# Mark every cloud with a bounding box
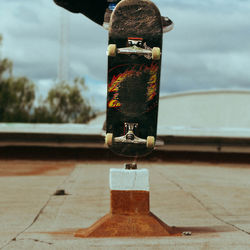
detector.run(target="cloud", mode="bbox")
[159,0,250,94]
[0,0,250,111]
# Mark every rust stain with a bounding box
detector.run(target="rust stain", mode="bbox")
[74,190,180,238]
[75,212,180,238]
[174,225,235,235]
[0,160,75,176]
[45,224,234,239]
[31,229,77,240]
[111,190,149,215]
[48,230,76,235]
[44,229,77,237]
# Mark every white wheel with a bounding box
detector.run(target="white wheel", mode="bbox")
[146,136,155,149]
[107,44,117,57]
[152,47,161,60]
[105,133,113,146]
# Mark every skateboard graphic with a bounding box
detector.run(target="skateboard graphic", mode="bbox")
[105,0,167,157]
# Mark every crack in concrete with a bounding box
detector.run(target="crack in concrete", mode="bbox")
[0,164,77,250]
[157,169,250,236]
[188,192,250,236]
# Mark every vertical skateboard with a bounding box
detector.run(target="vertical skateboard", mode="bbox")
[105,0,163,157]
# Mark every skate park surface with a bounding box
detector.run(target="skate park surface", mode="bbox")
[0,152,249,250]
[1,91,250,249]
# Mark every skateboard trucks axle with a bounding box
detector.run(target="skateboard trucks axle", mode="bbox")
[115,123,145,144]
[105,123,155,148]
[107,44,161,60]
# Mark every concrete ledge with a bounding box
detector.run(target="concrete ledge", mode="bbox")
[110,168,149,191]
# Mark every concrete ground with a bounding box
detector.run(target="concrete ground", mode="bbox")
[0,160,250,250]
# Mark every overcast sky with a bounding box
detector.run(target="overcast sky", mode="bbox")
[0,0,250,110]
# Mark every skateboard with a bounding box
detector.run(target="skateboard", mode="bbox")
[105,0,163,157]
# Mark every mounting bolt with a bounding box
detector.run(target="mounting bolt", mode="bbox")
[182,231,192,236]
[126,133,135,140]
[125,163,137,170]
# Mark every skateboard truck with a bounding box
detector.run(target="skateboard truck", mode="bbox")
[105,123,155,149]
[107,37,161,60]
[125,122,137,140]
[107,43,161,60]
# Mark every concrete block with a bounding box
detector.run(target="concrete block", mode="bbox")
[109,168,149,191]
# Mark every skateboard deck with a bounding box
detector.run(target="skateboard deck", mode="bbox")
[105,0,163,157]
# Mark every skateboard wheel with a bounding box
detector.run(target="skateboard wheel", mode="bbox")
[146,136,155,149]
[152,47,161,60]
[107,44,117,57]
[105,133,113,146]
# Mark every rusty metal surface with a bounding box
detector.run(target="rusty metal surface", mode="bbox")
[75,212,179,238]
[111,190,149,215]
[75,189,180,237]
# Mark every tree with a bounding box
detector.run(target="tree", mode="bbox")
[31,78,96,123]
[0,35,95,123]
[0,36,13,79]
[0,35,35,122]
[44,78,96,123]
[0,76,35,122]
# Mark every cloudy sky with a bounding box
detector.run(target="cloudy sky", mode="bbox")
[0,0,250,111]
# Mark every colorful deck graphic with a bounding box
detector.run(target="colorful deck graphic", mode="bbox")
[108,62,159,111]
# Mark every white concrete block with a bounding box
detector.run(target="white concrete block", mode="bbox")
[110,168,149,191]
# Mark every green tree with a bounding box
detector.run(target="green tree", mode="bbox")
[0,77,35,122]
[43,78,96,123]
[0,35,95,123]
[0,35,35,122]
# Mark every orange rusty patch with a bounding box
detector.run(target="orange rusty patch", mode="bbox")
[44,224,234,239]
[0,160,76,176]
[75,212,180,238]
[111,190,149,215]
[74,188,181,237]
[47,229,76,235]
